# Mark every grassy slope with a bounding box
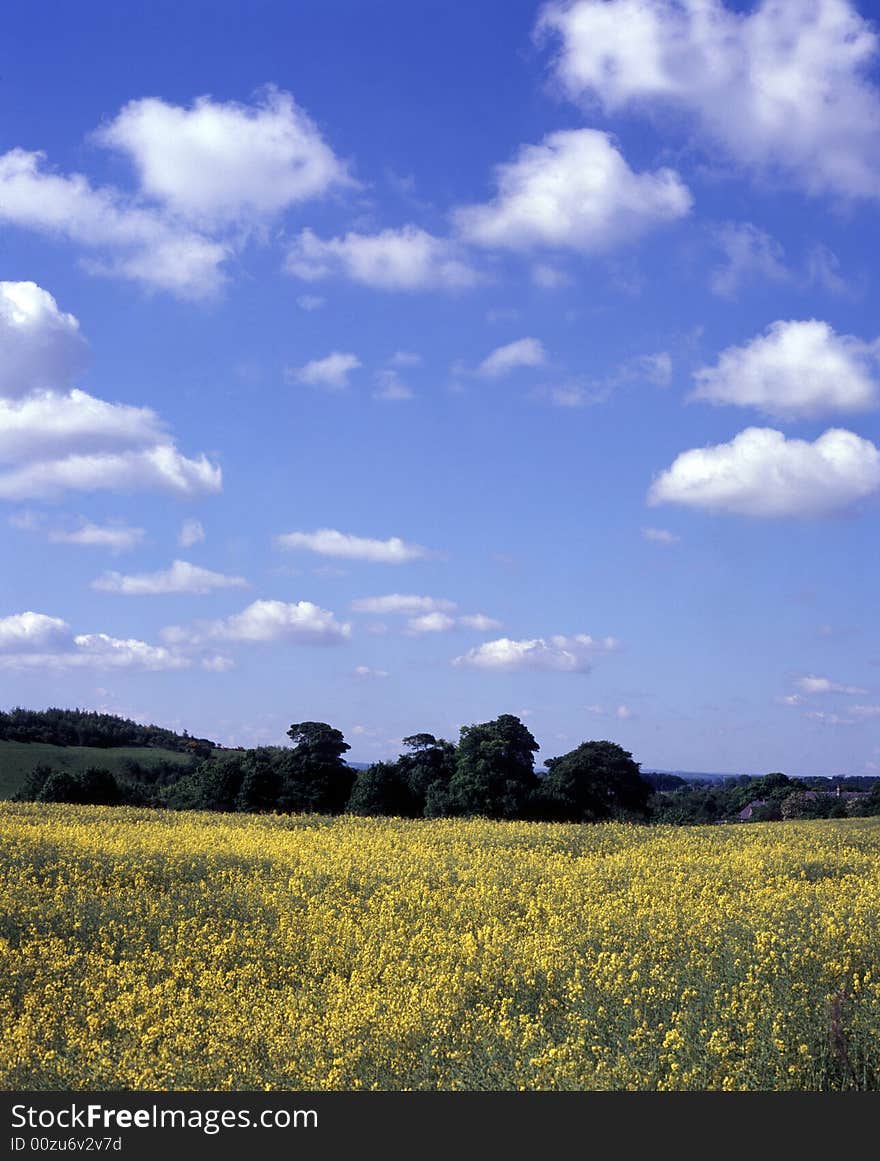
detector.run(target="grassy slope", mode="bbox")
[0,740,192,798]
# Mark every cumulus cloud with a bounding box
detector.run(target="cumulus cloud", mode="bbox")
[648,427,880,517]
[0,390,166,463]
[0,88,352,297]
[164,598,350,646]
[0,611,70,652]
[276,528,433,563]
[691,320,880,419]
[539,0,880,199]
[350,594,457,615]
[0,441,221,502]
[285,225,480,290]
[96,87,350,227]
[354,665,389,679]
[289,351,361,391]
[178,518,205,548]
[795,674,868,695]
[454,128,691,253]
[0,610,189,671]
[0,149,228,299]
[0,285,221,500]
[453,633,619,672]
[478,337,546,378]
[0,281,88,398]
[92,559,249,596]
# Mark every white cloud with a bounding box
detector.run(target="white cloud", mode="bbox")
[350,594,457,615]
[453,633,619,673]
[691,320,880,419]
[0,441,221,501]
[0,611,70,652]
[615,705,634,720]
[164,598,350,646]
[354,665,389,679]
[276,528,432,563]
[10,512,146,552]
[0,284,221,500]
[648,427,880,517]
[0,390,166,463]
[289,351,361,391]
[178,518,205,548]
[92,559,249,596]
[458,613,503,631]
[286,225,479,290]
[454,128,691,253]
[373,368,415,401]
[50,520,146,552]
[407,612,457,634]
[0,611,189,671]
[539,0,880,199]
[96,87,350,227]
[709,223,790,298]
[795,674,868,695]
[642,526,680,545]
[0,149,228,299]
[69,634,190,670]
[0,281,88,398]
[478,337,546,378]
[297,294,325,311]
[850,705,880,719]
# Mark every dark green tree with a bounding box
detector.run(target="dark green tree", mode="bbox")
[447,714,539,818]
[346,761,421,817]
[398,733,457,816]
[281,723,354,813]
[31,766,121,806]
[13,763,55,802]
[162,755,247,811]
[536,740,650,822]
[235,750,283,813]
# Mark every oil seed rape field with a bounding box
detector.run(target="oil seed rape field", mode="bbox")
[2,802,879,1091]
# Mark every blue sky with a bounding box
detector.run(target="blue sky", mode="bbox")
[1,0,879,775]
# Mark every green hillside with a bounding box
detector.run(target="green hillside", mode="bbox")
[0,740,193,800]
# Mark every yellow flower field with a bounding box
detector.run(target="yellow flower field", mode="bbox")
[1,802,878,1091]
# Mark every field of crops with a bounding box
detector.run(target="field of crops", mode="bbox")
[1,802,879,1091]
[0,741,192,799]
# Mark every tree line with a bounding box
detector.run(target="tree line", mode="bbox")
[11,711,880,823]
[15,714,652,823]
[0,706,215,756]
